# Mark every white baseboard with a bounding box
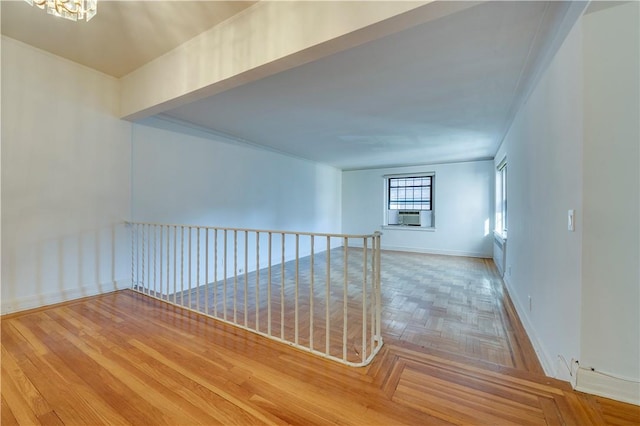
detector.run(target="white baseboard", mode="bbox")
[555,357,579,388]
[378,244,492,259]
[1,279,130,315]
[502,275,556,377]
[576,368,640,406]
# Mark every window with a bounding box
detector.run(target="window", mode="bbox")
[385,174,435,228]
[388,176,432,210]
[496,159,507,237]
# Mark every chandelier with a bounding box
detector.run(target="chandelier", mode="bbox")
[24,0,97,22]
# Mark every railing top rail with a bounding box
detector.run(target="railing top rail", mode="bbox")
[126,221,382,239]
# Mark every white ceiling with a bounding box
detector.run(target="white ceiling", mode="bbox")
[162,1,571,170]
[2,1,580,170]
[1,1,256,77]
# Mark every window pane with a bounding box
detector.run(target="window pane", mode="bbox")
[388,175,433,210]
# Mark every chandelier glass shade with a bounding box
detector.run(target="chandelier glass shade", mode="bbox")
[24,0,97,22]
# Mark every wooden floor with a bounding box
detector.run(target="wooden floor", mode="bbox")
[154,249,542,368]
[377,252,543,373]
[2,255,639,425]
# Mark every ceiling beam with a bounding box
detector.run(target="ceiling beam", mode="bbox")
[119,0,483,121]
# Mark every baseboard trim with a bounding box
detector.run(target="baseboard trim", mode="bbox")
[502,275,556,378]
[373,244,491,259]
[576,368,640,406]
[1,279,130,315]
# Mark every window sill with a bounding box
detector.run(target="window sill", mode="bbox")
[493,230,507,243]
[382,225,436,232]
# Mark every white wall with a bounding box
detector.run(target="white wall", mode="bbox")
[497,14,584,379]
[132,118,341,233]
[580,2,639,404]
[1,37,132,313]
[495,2,640,404]
[131,118,343,278]
[342,161,494,257]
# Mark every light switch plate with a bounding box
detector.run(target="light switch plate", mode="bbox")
[568,209,575,232]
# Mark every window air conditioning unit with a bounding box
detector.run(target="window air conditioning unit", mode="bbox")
[398,210,420,226]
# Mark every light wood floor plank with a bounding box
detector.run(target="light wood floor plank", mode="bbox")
[3,319,124,425]
[1,394,19,426]
[0,346,52,419]
[2,252,638,425]
[0,367,41,426]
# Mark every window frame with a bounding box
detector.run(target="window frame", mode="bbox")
[383,172,435,229]
[387,175,433,211]
[496,158,507,237]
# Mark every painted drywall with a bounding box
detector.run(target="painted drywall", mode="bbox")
[495,3,640,403]
[119,1,478,120]
[131,118,341,233]
[1,37,132,313]
[342,161,494,257]
[580,2,639,403]
[497,18,584,376]
[495,2,640,404]
[131,118,343,282]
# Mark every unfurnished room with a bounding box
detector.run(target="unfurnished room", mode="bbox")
[1,0,639,424]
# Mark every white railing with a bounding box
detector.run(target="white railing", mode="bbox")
[127,222,383,367]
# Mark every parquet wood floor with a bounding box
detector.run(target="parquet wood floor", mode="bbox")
[377,250,541,373]
[157,246,381,364]
[2,253,639,425]
[165,249,539,370]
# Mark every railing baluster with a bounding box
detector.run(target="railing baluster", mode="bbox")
[166,225,170,301]
[256,231,260,331]
[214,229,218,317]
[343,237,348,361]
[295,234,299,345]
[370,236,375,349]
[205,229,209,316]
[244,230,249,328]
[234,229,238,324]
[130,223,135,290]
[141,225,145,292]
[188,227,192,308]
[147,224,151,296]
[268,232,272,336]
[309,235,314,351]
[223,230,228,320]
[159,225,163,299]
[326,235,331,356]
[197,227,200,313]
[127,221,383,367]
[180,226,184,306]
[139,224,142,290]
[281,233,285,340]
[375,233,382,340]
[362,237,368,363]
[173,226,177,304]
[153,225,157,297]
